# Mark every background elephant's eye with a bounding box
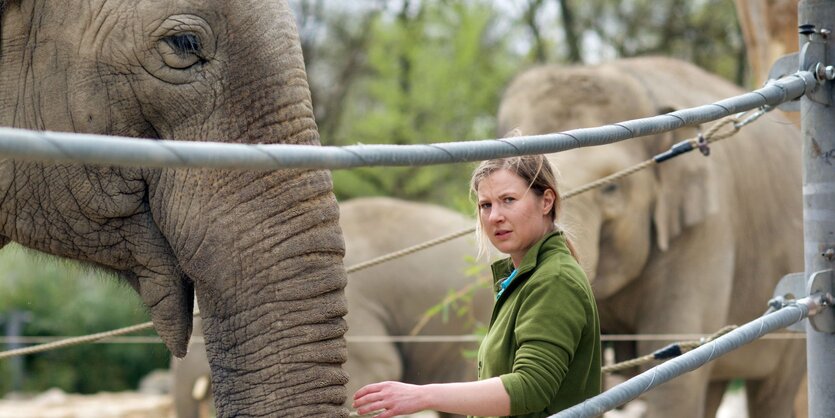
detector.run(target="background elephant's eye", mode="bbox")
[601,183,619,194]
[158,33,205,70]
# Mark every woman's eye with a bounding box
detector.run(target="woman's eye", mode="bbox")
[158,33,205,69]
[503,197,515,204]
[479,203,491,210]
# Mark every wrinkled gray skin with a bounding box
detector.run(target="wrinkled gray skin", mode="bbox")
[498,57,805,418]
[0,1,349,416]
[173,197,495,418]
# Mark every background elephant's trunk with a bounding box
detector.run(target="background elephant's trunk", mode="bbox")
[560,188,602,282]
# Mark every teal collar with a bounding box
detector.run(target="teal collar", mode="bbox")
[489,231,568,297]
[495,268,519,301]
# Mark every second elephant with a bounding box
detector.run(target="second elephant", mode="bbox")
[172,197,494,418]
[497,56,805,418]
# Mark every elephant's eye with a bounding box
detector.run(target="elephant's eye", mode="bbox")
[158,33,206,70]
[601,183,619,194]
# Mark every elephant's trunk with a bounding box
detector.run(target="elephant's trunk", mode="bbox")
[562,195,601,282]
[203,186,348,417]
[156,91,351,416]
[153,166,349,417]
[150,5,350,415]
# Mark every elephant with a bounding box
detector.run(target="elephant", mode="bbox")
[171,197,496,418]
[0,1,350,416]
[497,56,806,417]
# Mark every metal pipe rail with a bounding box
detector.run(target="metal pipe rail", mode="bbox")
[0,72,815,170]
[550,296,822,418]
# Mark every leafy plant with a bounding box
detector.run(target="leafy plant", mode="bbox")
[0,245,169,395]
[326,0,523,207]
[409,255,493,361]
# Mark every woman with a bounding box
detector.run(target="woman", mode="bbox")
[353,154,601,418]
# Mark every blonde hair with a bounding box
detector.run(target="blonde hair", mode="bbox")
[470,154,578,260]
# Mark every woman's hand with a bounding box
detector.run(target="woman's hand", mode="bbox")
[352,381,428,418]
[353,378,510,417]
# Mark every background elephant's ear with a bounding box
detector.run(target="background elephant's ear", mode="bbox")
[650,118,719,251]
[503,127,523,138]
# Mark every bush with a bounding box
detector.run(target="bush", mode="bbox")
[0,244,170,395]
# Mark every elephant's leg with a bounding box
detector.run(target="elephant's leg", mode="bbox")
[344,282,405,409]
[172,341,212,418]
[745,341,806,418]
[704,380,728,418]
[171,364,201,418]
[344,339,402,405]
[793,375,808,418]
[631,223,735,417]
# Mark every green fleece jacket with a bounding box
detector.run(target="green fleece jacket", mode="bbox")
[473,231,601,418]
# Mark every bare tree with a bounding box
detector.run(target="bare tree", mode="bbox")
[523,0,550,62]
[558,0,583,63]
[734,0,799,86]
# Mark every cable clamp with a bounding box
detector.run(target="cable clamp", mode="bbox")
[765,295,788,315]
[807,270,835,332]
[696,133,711,156]
[652,343,683,360]
[653,139,695,163]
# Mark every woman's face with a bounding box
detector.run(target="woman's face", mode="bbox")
[477,169,555,266]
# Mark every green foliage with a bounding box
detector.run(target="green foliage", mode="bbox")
[0,245,169,395]
[301,0,747,210]
[328,1,523,209]
[412,255,492,361]
[572,0,745,83]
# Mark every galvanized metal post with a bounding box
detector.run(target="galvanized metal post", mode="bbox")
[799,1,835,416]
[3,310,31,391]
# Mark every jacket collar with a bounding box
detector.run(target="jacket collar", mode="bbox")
[489,230,568,293]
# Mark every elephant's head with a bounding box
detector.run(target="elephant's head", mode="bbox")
[497,60,717,300]
[0,1,348,416]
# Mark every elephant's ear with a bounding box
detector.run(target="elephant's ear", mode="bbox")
[650,110,719,251]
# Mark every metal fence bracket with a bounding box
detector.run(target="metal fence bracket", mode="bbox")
[769,53,802,112]
[799,27,832,105]
[807,269,835,333]
[774,272,808,332]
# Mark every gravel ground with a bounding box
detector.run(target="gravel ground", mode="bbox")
[0,388,749,418]
[0,389,174,418]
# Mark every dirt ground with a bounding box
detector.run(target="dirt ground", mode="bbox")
[0,390,748,418]
[0,389,175,418]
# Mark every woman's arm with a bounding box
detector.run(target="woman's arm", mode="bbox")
[352,377,510,418]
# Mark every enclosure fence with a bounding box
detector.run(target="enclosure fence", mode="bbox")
[0,105,789,361]
[0,67,830,416]
[551,296,826,418]
[0,71,814,170]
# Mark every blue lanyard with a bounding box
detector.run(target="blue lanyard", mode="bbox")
[495,268,518,301]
